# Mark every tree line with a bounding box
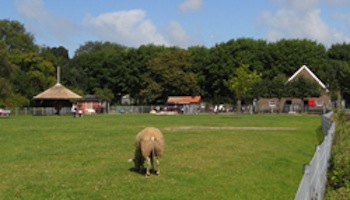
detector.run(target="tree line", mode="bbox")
[1,19,350,107]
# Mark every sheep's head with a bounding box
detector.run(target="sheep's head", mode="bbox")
[129,149,144,171]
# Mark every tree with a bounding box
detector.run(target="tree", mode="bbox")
[327,43,350,104]
[205,43,235,103]
[13,52,56,99]
[40,46,70,66]
[260,74,288,113]
[266,39,329,79]
[202,38,269,104]
[140,49,200,104]
[0,41,17,103]
[40,46,70,84]
[124,44,168,104]
[0,19,58,106]
[226,38,268,73]
[0,19,37,54]
[188,46,210,99]
[69,41,128,100]
[225,64,262,113]
[94,87,114,109]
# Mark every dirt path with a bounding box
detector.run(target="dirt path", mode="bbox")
[164,126,297,131]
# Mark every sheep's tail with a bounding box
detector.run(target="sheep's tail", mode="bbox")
[151,136,156,157]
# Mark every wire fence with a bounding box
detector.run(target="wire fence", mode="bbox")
[294,111,335,200]
[3,105,203,116]
[3,107,73,116]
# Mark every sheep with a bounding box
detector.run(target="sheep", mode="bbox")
[129,127,164,177]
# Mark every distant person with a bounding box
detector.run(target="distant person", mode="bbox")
[71,103,77,118]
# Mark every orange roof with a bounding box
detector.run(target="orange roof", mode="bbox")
[167,96,201,104]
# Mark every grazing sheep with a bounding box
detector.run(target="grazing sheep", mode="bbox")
[129,127,164,177]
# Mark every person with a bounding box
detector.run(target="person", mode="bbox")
[71,103,77,118]
[78,109,83,117]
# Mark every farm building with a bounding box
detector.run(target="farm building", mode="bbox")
[78,95,107,114]
[33,67,82,115]
[33,82,82,115]
[258,65,332,114]
[165,96,202,114]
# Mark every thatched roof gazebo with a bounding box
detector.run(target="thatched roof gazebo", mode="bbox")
[33,83,82,100]
[33,67,82,115]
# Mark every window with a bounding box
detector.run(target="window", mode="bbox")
[316,100,323,107]
[269,99,276,107]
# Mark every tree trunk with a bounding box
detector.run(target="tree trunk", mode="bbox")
[237,99,241,114]
[278,98,282,113]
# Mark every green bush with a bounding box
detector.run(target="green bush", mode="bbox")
[325,110,350,199]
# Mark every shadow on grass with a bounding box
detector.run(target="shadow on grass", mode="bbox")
[129,167,159,176]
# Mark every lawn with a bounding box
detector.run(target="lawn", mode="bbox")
[0,114,322,199]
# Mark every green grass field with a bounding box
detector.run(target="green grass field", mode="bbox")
[0,114,322,199]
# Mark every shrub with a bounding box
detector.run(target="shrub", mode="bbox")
[325,110,350,199]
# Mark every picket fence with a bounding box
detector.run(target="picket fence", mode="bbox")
[294,112,335,200]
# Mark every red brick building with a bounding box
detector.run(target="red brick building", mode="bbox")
[257,65,332,113]
[78,95,106,114]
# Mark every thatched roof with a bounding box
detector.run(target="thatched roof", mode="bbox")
[33,83,82,100]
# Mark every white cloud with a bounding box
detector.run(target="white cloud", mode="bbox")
[325,0,350,5]
[261,0,350,46]
[84,10,169,47]
[178,0,203,12]
[15,0,49,20]
[166,21,197,48]
[333,12,350,22]
[270,0,320,11]
[15,0,77,44]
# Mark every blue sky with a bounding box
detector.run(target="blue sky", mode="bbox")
[1,0,350,57]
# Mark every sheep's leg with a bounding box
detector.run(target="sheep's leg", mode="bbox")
[145,157,151,177]
[150,155,155,173]
[156,158,160,175]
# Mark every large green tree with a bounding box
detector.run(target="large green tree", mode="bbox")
[327,43,350,103]
[13,52,56,98]
[0,19,56,104]
[188,46,210,99]
[0,19,37,54]
[266,39,329,79]
[124,44,167,104]
[203,38,268,104]
[140,49,200,104]
[40,46,70,84]
[257,74,288,113]
[205,43,235,103]
[225,64,262,113]
[0,41,17,103]
[69,41,128,100]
